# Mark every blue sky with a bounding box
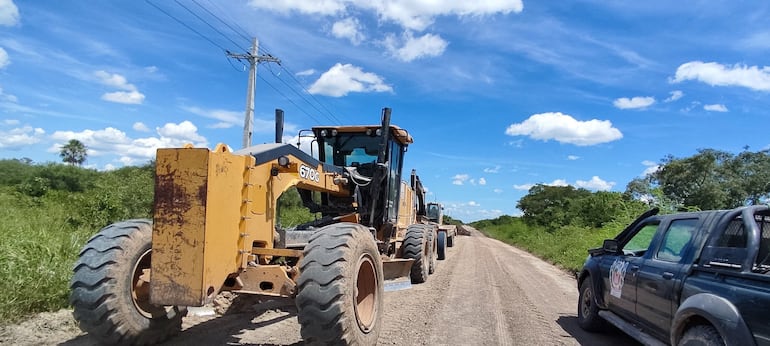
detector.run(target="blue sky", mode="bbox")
[1,1,769,222]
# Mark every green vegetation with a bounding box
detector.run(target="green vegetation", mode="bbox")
[0,159,154,325]
[473,148,770,274]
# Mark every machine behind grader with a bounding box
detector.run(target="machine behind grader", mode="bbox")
[69,108,436,345]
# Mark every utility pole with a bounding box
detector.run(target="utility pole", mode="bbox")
[227,38,280,148]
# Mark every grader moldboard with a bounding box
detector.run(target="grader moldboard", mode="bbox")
[69,108,437,345]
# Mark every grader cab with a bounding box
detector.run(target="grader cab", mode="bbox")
[70,108,435,345]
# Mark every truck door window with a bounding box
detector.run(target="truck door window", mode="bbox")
[623,223,659,256]
[656,219,697,262]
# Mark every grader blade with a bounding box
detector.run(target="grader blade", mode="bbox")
[382,258,414,292]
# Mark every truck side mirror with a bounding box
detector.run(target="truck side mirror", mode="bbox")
[603,239,619,253]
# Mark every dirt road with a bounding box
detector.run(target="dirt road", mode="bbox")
[1,228,637,345]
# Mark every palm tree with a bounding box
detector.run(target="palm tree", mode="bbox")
[60,139,87,166]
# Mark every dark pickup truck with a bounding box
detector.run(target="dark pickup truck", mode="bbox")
[577,205,770,346]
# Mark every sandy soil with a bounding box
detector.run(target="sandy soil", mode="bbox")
[0,227,638,345]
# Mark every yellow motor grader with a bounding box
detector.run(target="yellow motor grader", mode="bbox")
[69,108,435,345]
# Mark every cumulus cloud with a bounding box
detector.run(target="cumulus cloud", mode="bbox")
[94,70,146,104]
[672,61,770,92]
[468,201,480,207]
[575,176,615,191]
[48,121,207,163]
[331,17,365,45]
[0,47,9,69]
[613,96,655,109]
[704,104,728,112]
[383,31,448,62]
[664,90,684,102]
[308,63,392,97]
[452,173,469,185]
[641,160,659,176]
[483,165,500,173]
[0,0,19,26]
[0,125,45,149]
[247,0,523,31]
[478,177,486,185]
[505,112,623,146]
[133,122,150,132]
[567,155,580,160]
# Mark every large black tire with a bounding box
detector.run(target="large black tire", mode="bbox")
[437,231,447,260]
[447,233,454,247]
[296,223,384,345]
[678,325,724,346]
[402,224,430,283]
[70,219,185,345]
[577,278,607,332]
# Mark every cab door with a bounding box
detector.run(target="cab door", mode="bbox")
[635,217,700,339]
[599,221,660,322]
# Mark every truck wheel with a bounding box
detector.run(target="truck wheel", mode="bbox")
[678,325,724,346]
[296,223,384,345]
[437,231,447,260]
[70,219,185,346]
[447,234,454,247]
[403,224,429,283]
[577,278,606,332]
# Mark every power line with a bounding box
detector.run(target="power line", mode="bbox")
[173,0,250,54]
[193,0,252,45]
[145,0,228,52]
[265,64,341,125]
[258,74,322,124]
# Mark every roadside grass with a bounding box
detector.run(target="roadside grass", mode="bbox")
[478,217,624,274]
[0,189,92,325]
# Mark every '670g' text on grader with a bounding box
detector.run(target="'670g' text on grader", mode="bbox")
[69,108,438,345]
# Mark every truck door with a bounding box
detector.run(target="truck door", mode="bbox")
[636,217,699,339]
[599,221,660,322]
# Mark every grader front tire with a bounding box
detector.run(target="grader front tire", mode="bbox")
[296,223,384,345]
[70,219,185,346]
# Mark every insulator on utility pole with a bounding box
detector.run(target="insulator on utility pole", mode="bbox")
[227,37,280,149]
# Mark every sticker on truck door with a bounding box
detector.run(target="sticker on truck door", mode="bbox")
[609,259,629,298]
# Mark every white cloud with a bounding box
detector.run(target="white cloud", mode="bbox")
[641,160,659,176]
[133,122,150,132]
[664,90,683,102]
[3,119,19,125]
[672,61,770,92]
[567,155,580,160]
[49,121,207,163]
[94,70,145,104]
[296,69,316,77]
[513,183,533,191]
[247,0,523,31]
[331,17,365,45]
[308,63,393,97]
[452,173,469,185]
[548,179,569,187]
[0,126,45,149]
[0,47,9,69]
[478,177,487,185]
[505,112,623,146]
[0,0,19,26]
[613,96,655,109]
[183,106,240,128]
[383,31,448,62]
[483,165,500,173]
[101,90,145,104]
[493,188,503,193]
[575,176,615,191]
[468,201,480,207]
[704,104,728,112]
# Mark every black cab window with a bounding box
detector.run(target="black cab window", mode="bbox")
[656,219,698,262]
[622,223,659,256]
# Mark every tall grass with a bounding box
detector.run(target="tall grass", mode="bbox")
[478,217,627,274]
[0,189,92,324]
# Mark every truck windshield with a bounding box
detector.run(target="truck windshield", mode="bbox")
[321,133,381,167]
[427,205,440,220]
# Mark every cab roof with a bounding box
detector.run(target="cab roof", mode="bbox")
[312,125,413,145]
